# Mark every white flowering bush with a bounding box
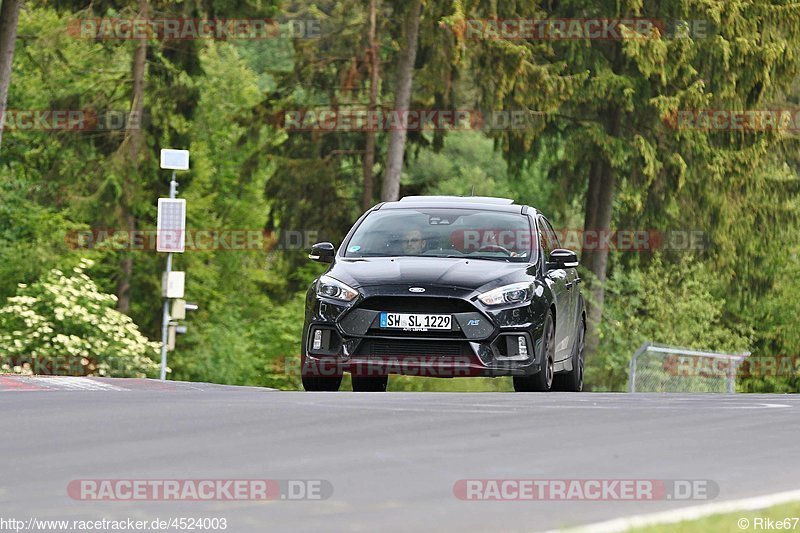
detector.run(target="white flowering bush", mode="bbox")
[0,259,160,377]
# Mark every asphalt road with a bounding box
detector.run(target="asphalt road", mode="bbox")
[2,376,800,532]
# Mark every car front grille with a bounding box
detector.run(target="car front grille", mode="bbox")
[355,339,472,357]
[353,296,483,339]
[363,328,464,338]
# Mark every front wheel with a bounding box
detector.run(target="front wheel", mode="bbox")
[513,310,555,392]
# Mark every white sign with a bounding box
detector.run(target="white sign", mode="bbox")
[162,271,185,298]
[157,198,186,253]
[160,149,190,170]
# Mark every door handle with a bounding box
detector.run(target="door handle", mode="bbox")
[565,282,573,289]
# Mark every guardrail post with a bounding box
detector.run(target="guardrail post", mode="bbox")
[727,358,735,394]
[628,342,651,393]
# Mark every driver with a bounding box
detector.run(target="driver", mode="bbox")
[402,228,426,255]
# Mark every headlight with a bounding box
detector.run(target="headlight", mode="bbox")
[316,275,359,302]
[477,282,534,306]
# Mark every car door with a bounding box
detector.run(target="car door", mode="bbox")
[537,216,571,362]
[543,216,579,358]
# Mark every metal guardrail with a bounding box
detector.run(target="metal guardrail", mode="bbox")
[628,342,751,393]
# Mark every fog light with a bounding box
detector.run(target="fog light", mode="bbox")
[518,336,528,356]
[313,330,323,350]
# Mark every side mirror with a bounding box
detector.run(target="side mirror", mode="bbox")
[547,248,579,270]
[309,242,335,263]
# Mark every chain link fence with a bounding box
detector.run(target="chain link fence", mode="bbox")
[628,342,751,393]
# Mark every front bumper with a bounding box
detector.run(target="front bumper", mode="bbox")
[303,284,547,378]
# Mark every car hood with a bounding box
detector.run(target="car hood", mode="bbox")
[326,256,531,291]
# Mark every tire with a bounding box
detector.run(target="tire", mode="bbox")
[300,350,342,391]
[513,310,555,392]
[302,375,342,391]
[553,315,585,392]
[352,375,388,392]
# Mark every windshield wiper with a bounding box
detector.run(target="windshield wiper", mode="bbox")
[468,256,515,262]
[433,254,517,262]
[347,253,522,263]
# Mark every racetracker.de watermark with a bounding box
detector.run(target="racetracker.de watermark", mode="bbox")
[67,479,333,501]
[300,357,478,378]
[664,355,800,378]
[453,479,719,501]
[664,109,800,132]
[2,354,99,376]
[282,109,540,132]
[457,18,711,40]
[66,229,319,252]
[0,109,144,131]
[68,18,321,40]
[450,228,706,252]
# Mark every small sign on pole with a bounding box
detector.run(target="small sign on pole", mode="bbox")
[162,271,185,298]
[157,198,186,253]
[171,299,186,320]
[160,149,190,170]
[171,299,198,320]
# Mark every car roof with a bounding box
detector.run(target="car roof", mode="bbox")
[378,195,536,215]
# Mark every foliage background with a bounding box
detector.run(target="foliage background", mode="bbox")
[1,1,798,392]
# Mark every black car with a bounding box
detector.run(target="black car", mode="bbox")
[301,196,585,392]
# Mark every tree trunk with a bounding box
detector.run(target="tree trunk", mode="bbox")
[0,0,22,152]
[117,212,135,313]
[116,0,148,313]
[584,158,615,359]
[362,0,379,211]
[582,110,620,361]
[580,160,601,270]
[381,0,421,202]
[128,0,147,158]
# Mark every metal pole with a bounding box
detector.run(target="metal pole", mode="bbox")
[628,342,651,393]
[727,358,735,394]
[159,171,178,380]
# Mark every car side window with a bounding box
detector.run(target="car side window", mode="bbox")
[537,217,556,256]
[543,218,561,249]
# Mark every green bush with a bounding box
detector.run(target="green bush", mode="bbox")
[587,255,752,391]
[0,259,160,377]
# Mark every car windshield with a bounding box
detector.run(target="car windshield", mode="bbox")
[343,208,536,263]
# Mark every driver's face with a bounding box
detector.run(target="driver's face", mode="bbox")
[403,229,424,254]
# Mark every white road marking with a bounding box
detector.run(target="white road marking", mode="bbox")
[22,377,129,391]
[549,489,800,533]
[0,376,278,391]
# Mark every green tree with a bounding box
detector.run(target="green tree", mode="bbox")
[445,0,800,364]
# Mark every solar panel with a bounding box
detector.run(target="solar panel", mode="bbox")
[157,198,186,253]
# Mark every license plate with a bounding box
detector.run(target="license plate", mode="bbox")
[379,312,452,331]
